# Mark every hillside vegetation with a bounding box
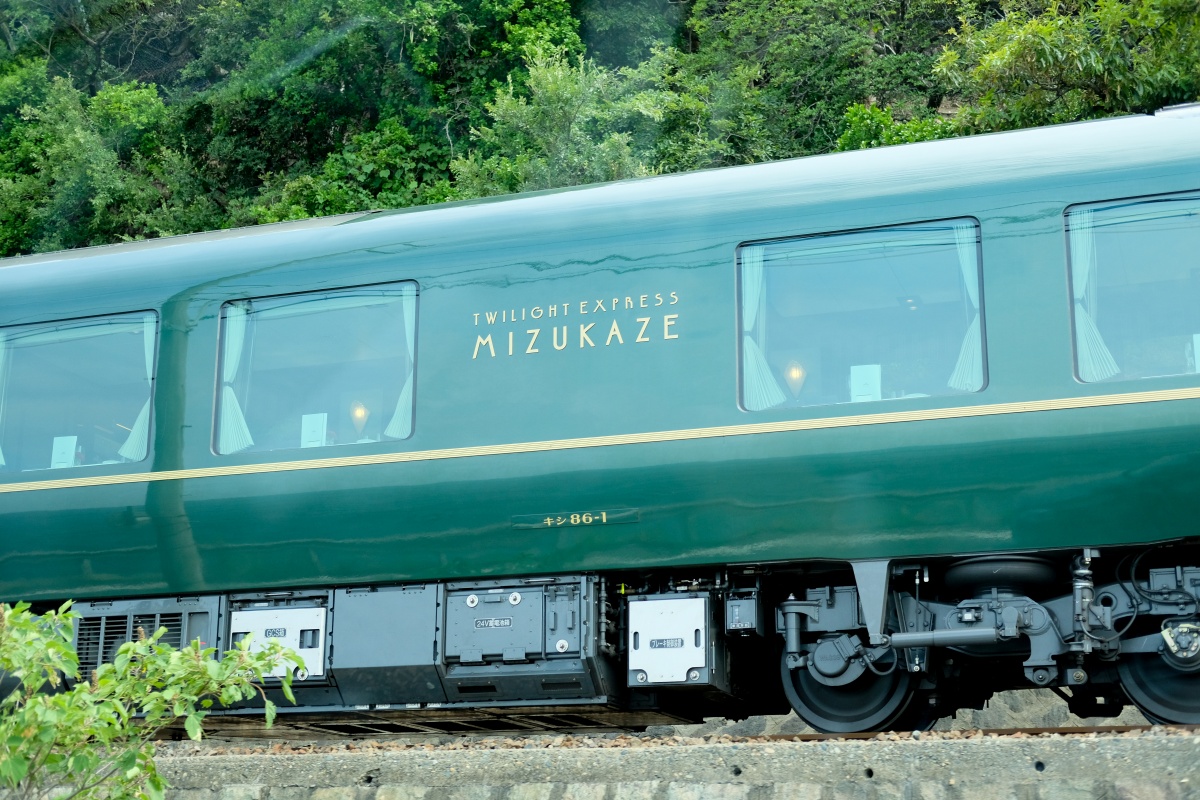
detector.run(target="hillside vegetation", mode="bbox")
[1,0,1197,256]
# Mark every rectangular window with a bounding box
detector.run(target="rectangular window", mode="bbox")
[1066,193,1200,382]
[739,218,985,411]
[0,312,157,472]
[215,282,418,455]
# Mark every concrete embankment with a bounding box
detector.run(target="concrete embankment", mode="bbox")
[158,729,1199,800]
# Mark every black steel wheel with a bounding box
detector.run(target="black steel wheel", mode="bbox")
[1118,653,1200,724]
[780,651,916,733]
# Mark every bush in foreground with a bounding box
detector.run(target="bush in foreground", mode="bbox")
[0,602,300,800]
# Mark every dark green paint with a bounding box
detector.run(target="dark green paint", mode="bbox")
[2,113,1199,601]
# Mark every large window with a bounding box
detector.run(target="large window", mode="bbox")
[215,282,418,455]
[1066,193,1200,383]
[739,219,985,411]
[0,312,157,472]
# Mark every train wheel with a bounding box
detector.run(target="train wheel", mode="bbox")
[780,651,916,733]
[1118,653,1200,724]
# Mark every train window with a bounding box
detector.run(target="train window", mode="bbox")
[1066,193,1200,383]
[215,282,417,455]
[738,218,984,411]
[0,312,157,472]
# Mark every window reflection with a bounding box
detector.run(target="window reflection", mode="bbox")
[740,219,985,411]
[215,283,417,455]
[0,312,156,471]
[1066,194,1200,382]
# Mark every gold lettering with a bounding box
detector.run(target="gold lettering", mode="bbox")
[532,306,543,319]
[606,320,624,346]
[580,322,595,347]
[562,303,570,316]
[655,293,664,307]
[580,301,588,314]
[636,317,651,342]
[670,292,679,305]
[640,294,648,308]
[508,331,514,355]
[552,326,568,350]
[526,329,541,353]
[486,311,498,325]
[594,300,606,313]
[625,296,634,309]
[664,314,679,340]
[473,334,495,359]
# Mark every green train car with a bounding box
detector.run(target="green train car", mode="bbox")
[2,107,1199,732]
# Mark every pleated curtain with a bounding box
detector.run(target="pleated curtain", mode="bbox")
[947,222,984,392]
[117,314,157,461]
[218,303,255,454]
[1069,209,1120,382]
[741,246,787,411]
[384,288,417,439]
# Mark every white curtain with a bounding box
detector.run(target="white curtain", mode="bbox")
[1069,209,1120,382]
[947,222,984,391]
[218,303,255,454]
[384,289,417,439]
[741,246,787,411]
[0,331,7,467]
[117,315,156,461]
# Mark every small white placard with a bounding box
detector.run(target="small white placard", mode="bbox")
[300,413,328,448]
[51,436,78,469]
[850,364,882,403]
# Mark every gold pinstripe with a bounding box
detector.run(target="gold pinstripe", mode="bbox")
[3,385,1199,495]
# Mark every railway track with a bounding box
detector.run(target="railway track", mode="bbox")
[165,707,1196,748]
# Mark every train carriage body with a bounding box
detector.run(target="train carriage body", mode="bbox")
[2,109,1199,731]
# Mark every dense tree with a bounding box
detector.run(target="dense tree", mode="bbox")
[936,0,1200,131]
[0,0,1195,255]
[451,49,655,196]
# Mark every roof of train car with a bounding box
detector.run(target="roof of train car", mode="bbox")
[0,108,1198,319]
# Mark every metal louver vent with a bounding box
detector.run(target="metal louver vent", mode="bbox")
[133,613,184,648]
[101,616,131,665]
[76,616,134,672]
[70,597,220,683]
[76,617,103,670]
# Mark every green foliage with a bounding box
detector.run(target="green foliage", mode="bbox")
[936,0,1200,131]
[253,119,452,221]
[0,602,300,800]
[0,0,1197,253]
[572,0,687,68]
[451,49,654,197]
[834,103,956,150]
[663,0,963,161]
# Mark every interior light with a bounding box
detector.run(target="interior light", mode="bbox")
[784,360,807,396]
[351,401,370,435]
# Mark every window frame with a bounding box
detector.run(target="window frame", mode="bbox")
[212,280,420,457]
[1064,190,1200,385]
[0,309,159,474]
[735,216,988,413]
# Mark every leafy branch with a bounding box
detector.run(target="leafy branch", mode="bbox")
[0,602,301,800]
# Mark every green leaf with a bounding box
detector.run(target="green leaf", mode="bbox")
[184,714,202,742]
